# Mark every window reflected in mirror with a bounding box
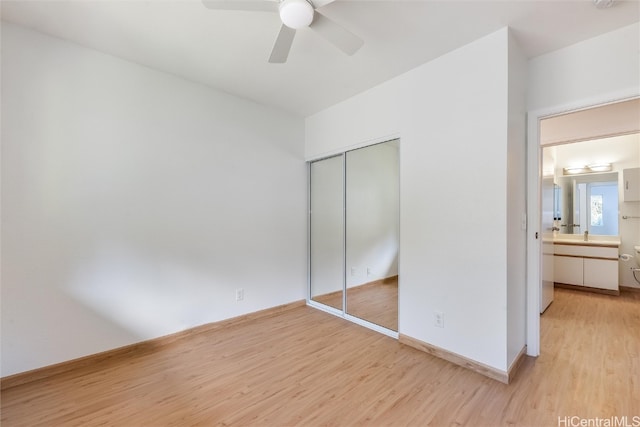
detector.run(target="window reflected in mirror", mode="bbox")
[556,173,618,236]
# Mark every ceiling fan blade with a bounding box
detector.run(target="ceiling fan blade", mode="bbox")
[309,11,363,56]
[312,0,337,8]
[269,24,296,63]
[202,0,278,12]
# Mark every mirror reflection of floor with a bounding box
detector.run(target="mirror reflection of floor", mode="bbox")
[311,290,343,312]
[311,276,398,331]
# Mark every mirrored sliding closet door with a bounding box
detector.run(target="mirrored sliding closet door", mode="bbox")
[309,139,399,333]
[309,154,344,311]
[345,141,399,331]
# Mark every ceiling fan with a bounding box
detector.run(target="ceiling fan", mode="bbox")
[202,0,364,63]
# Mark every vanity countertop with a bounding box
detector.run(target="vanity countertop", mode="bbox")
[552,234,620,247]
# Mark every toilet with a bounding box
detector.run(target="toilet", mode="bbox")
[635,246,640,267]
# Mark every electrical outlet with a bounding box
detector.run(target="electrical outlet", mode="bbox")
[434,311,444,328]
[351,267,357,277]
[235,288,244,302]
[367,267,372,276]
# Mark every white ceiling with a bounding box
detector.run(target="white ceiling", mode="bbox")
[2,0,639,117]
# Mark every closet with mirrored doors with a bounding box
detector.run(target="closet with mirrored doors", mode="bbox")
[309,139,399,336]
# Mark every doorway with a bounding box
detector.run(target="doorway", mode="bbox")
[527,97,640,356]
[308,139,399,336]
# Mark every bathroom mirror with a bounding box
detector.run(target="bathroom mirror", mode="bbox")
[556,172,618,236]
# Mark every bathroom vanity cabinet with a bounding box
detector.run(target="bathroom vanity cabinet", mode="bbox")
[553,241,619,293]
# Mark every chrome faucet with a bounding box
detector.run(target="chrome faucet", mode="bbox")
[584,230,589,241]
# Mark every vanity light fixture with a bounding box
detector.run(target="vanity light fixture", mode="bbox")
[563,163,612,175]
[563,166,587,175]
[587,163,612,172]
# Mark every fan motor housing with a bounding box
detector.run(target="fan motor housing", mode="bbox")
[280,0,314,29]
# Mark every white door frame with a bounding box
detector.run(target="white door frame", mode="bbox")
[525,88,639,357]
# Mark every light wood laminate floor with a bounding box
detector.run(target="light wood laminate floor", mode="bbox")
[2,287,639,426]
[313,277,398,331]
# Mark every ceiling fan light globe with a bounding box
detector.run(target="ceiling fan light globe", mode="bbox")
[280,0,314,29]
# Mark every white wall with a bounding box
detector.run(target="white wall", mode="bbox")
[307,27,525,372]
[305,80,402,160]
[1,23,306,377]
[506,32,527,368]
[528,23,640,112]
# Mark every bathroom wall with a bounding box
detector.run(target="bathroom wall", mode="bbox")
[617,142,640,288]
